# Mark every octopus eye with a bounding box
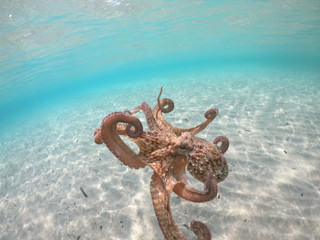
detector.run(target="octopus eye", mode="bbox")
[179,145,190,151]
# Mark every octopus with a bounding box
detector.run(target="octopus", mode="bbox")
[94,87,229,240]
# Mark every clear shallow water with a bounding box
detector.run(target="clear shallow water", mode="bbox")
[1,1,320,240]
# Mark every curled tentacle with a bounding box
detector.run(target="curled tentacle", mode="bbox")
[205,108,219,120]
[100,112,146,169]
[157,86,175,114]
[153,87,218,136]
[94,127,104,144]
[213,136,229,154]
[150,173,187,240]
[190,108,219,135]
[173,171,218,203]
[152,87,178,134]
[126,122,143,138]
[161,108,219,136]
[190,220,212,240]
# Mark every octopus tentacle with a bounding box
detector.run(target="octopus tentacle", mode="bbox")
[173,171,218,203]
[213,136,229,154]
[157,86,175,114]
[152,87,176,133]
[94,127,104,144]
[100,112,146,169]
[169,108,218,136]
[190,220,212,240]
[127,102,161,131]
[190,108,219,135]
[150,173,187,240]
[154,87,219,136]
[154,108,218,136]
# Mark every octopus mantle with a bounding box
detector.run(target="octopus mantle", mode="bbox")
[94,87,229,240]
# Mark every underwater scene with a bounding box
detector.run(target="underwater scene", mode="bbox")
[0,0,320,239]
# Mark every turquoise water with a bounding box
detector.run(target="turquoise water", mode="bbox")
[1,0,320,133]
[1,1,320,240]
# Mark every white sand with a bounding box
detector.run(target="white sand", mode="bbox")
[0,67,320,240]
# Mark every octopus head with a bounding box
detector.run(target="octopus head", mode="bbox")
[172,132,194,156]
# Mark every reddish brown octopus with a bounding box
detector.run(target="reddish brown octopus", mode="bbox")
[94,87,229,240]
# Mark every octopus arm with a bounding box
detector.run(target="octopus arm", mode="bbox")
[154,87,219,136]
[173,172,218,203]
[150,173,187,240]
[152,86,180,135]
[190,220,212,240]
[153,108,218,136]
[188,108,219,135]
[213,136,229,154]
[93,127,104,144]
[100,112,146,169]
[127,102,160,131]
[152,104,177,133]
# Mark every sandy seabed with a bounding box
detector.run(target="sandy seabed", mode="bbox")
[1,68,320,240]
